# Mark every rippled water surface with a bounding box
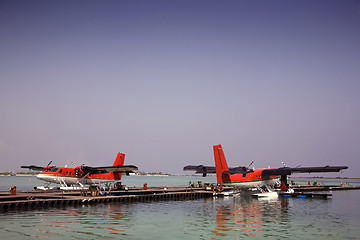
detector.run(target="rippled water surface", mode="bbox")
[1,176,359,239]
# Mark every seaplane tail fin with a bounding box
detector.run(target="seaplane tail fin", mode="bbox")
[113,152,125,166]
[112,152,125,180]
[213,144,230,184]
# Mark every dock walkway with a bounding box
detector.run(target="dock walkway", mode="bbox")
[0,187,214,211]
[1,184,358,211]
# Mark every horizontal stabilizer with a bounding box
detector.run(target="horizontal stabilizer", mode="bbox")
[183,165,216,173]
[183,165,217,177]
[184,165,253,175]
[223,166,253,175]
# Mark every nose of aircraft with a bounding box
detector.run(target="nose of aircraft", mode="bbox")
[36,173,53,184]
[36,173,45,181]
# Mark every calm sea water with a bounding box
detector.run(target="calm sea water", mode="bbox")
[1,176,359,239]
[0,175,215,192]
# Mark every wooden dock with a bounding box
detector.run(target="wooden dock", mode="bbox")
[1,184,358,211]
[292,185,360,192]
[0,187,214,211]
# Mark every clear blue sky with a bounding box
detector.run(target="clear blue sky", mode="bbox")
[1,0,359,177]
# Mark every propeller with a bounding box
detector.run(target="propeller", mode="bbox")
[46,161,52,169]
[282,162,288,167]
[247,161,254,169]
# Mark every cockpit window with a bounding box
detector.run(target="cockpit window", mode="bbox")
[50,168,59,172]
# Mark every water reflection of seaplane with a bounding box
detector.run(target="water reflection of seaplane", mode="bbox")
[212,195,290,238]
[21,152,138,191]
[184,144,348,197]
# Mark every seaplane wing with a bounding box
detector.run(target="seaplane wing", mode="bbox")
[21,165,54,171]
[21,165,46,171]
[81,165,138,174]
[184,164,348,177]
[21,161,54,171]
[183,144,349,192]
[21,152,139,190]
[261,166,348,176]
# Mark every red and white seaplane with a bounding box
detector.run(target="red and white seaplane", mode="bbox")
[21,152,138,191]
[184,144,348,197]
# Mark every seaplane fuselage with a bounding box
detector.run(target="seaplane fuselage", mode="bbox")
[218,168,280,188]
[36,167,120,186]
[184,144,347,192]
[22,152,138,189]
